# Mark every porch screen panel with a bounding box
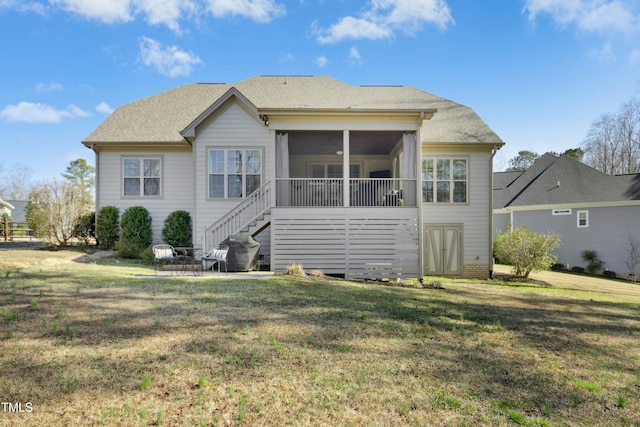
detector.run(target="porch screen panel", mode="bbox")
[276,133,290,206]
[402,132,417,205]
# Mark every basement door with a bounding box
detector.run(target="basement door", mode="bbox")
[424,225,462,276]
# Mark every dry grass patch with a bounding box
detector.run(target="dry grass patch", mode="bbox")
[0,245,639,426]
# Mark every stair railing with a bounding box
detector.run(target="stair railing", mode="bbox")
[204,181,272,253]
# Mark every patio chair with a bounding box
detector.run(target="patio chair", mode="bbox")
[202,245,229,273]
[152,244,178,274]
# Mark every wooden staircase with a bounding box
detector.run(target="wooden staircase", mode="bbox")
[204,181,272,254]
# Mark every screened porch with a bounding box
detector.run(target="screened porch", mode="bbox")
[274,130,418,208]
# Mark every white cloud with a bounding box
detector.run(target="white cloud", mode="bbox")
[314,0,453,44]
[50,0,133,24]
[628,48,640,65]
[19,0,285,33]
[35,82,64,93]
[0,0,47,14]
[315,55,328,67]
[589,41,616,62]
[314,17,393,44]
[205,0,286,23]
[0,102,90,123]
[96,102,114,114]
[349,46,363,64]
[138,36,202,77]
[524,0,640,34]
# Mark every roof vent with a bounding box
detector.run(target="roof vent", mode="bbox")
[349,104,359,109]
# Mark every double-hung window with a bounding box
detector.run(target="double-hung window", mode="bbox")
[422,158,467,203]
[123,158,161,197]
[208,149,262,199]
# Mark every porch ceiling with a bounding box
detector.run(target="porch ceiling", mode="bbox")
[287,130,404,155]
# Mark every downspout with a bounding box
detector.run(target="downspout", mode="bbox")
[489,144,499,279]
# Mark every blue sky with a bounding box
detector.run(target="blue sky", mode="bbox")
[1,0,639,184]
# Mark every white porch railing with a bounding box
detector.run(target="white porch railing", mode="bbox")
[276,178,416,207]
[204,181,272,253]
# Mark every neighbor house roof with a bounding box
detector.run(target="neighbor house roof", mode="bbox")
[6,200,28,222]
[494,154,640,208]
[0,199,15,212]
[83,75,504,147]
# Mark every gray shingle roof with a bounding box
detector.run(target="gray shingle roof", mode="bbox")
[493,154,640,208]
[83,75,504,146]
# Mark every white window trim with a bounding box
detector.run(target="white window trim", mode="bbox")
[207,148,263,200]
[577,210,589,228]
[121,156,163,199]
[552,208,572,215]
[421,157,469,204]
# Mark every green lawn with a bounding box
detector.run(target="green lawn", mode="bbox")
[1,246,639,426]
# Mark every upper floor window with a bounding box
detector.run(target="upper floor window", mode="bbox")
[577,210,589,228]
[123,158,161,197]
[421,158,467,203]
[209,149,262,199]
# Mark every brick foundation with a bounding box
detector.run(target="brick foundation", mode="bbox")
[462,264,490,279]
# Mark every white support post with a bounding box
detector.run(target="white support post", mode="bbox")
[343,130,350,207]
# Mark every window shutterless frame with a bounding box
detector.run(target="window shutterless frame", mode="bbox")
[207,148,263,199]
[121,156,163,198]
[421,157,468,204]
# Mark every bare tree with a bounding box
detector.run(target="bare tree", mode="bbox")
[0,163,33,200]
[627,236,640,282]
[583,97,640,175]
[26,180,90,246]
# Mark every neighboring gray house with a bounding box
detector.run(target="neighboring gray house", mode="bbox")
[84,75,504,279]
[6,200,28,222]
[494,153,640,277]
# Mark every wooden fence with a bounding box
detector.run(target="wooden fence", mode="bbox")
[1,217,33,241]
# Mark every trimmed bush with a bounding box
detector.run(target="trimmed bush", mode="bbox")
[571,266,585,274]
[602,270,617,279]
[96,206,120,250]
[118,206,152,258]
[161,210,192,247]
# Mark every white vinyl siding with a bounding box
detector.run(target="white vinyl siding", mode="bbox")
[97,149,193,242]
[193,99,272,249]
[422,151,491,267]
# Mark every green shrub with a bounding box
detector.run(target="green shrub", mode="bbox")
[95,206,120,250]
[119,206,152,259]
[494,225,561,278]
[602,270,617,279]
[161,210,192,247]
[571,266,585,273]
[74,211,95,244]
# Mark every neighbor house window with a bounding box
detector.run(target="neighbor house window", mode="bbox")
[123,158,161,197]
[208,149,262,198]
[577,210,589,228]
[422,158,467,203]
[552,209,572,215]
